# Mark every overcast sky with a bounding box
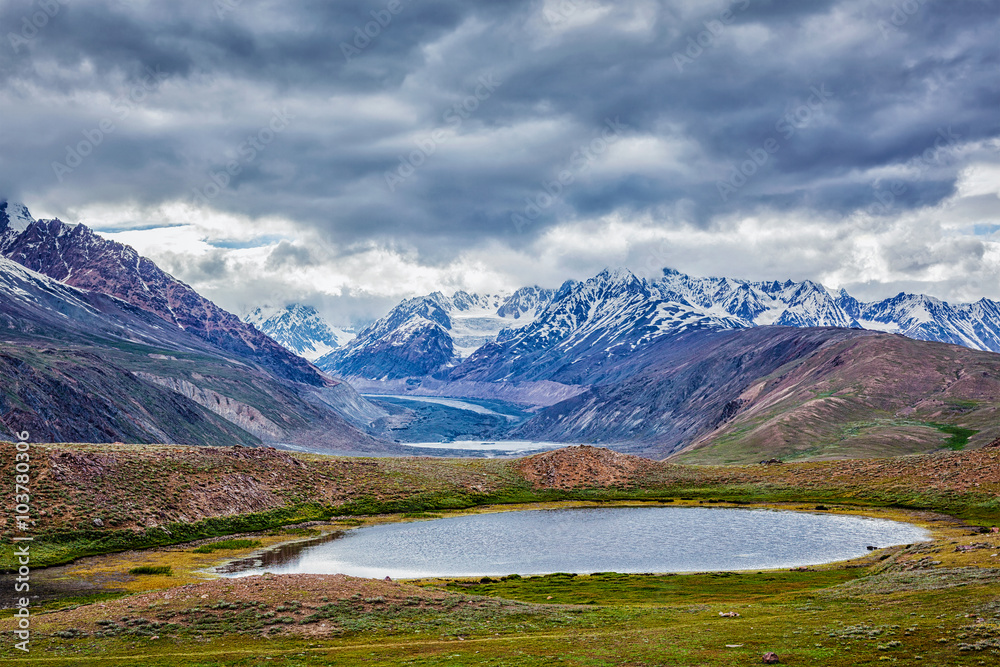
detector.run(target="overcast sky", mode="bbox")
[1,0,999,324]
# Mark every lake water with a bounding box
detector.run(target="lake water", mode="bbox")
[404,440,570,452]
[216,507,929,579]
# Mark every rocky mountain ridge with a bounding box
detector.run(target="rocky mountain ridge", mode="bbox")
[316,286,555,380]
[0,200,388,452]
[244,304,356,361]
[306,266,1000,389]
[452,268,1000,387]
[1,201,324,386]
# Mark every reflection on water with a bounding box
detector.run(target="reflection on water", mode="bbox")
[214,531,346,574]
[216,507,931,580]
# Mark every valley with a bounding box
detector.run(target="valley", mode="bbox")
[3,199,999,462]
[3,3,998,664]
[2,200,999,666]
[364,394,533,447]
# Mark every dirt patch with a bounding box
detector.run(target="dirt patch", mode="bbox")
[515,445,657,489]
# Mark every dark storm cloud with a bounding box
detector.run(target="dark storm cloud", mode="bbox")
[1,0,998,253]
[265,239,320,269]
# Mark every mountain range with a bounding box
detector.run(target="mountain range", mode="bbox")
[3,197,999,462]
[294,265,1000,460]
[0,200,389,452]
[315,287,554,380]
[308,267,1000,390]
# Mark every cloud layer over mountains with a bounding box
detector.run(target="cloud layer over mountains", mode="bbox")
[2,0,999,321]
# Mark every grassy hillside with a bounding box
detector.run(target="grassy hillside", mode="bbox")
[677,334,1000,464]
[0,443,998,666]
[3,443,999,571]
[513,328,1000,463]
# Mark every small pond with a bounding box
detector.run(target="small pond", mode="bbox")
[216,507,929,579]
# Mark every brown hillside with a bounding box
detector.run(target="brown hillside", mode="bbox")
[515,445,656,489]
[676,333,1000,464]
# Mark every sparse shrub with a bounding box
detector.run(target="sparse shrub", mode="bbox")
[193,539,262,553]
[129,566,172,576]
[53,629,82,639]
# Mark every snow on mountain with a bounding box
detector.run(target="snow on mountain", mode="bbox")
[652,271,860,329]
[1,200,34,231]
[856,293,1000,351]
[315,266,1000,384]
[447,267,1000,386]
[1,207,326,386]
[317,287,555,379]
[649,268,1000,351]
[245,304,355,361]
[438,288,554,357]
[450,268,743,384]
[0,200,35,245]
[0,254,102,319]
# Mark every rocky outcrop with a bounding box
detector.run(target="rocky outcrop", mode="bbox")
[134,373,285,440]
[515,445,656,489]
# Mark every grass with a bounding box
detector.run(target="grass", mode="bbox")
[266,527,322,538]
[446,569,864,605]
[128,565,172,576]
[7,547,1000,665]
[0,483,997,666]
[192,539,262,554]
[930,423,979,451]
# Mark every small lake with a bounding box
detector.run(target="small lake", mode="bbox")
[217,507,930,579]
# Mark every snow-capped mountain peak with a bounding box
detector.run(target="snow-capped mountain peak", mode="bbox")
[444,267,1000,386]
[0,200,35,239]
[244,303,355,361]
[316,286,556,379]
[292,266,1000,384]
